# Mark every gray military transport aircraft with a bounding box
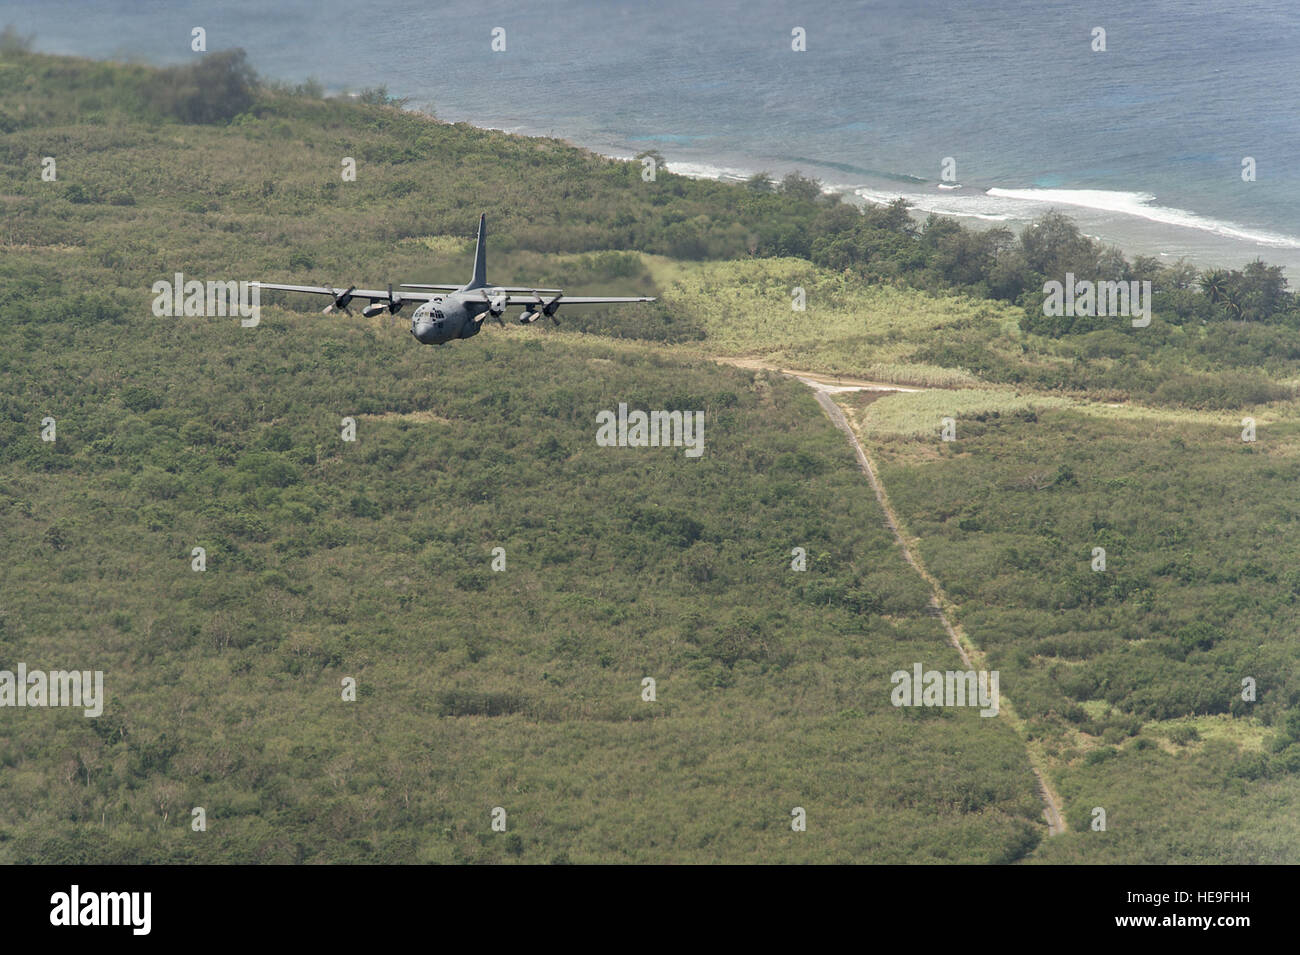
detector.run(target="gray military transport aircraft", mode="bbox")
[251,214,654,345]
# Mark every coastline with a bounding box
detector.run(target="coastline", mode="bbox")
[452,108,1300,276]
[14,34,1297,276]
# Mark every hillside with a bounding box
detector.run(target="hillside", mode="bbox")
[1,46,1298,863]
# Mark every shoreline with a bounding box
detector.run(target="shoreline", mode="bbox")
[453,108,1300,276]
[18,35,1297,275]
[18,35,1297,276]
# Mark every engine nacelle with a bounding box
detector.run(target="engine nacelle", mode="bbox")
[363,295,402,318]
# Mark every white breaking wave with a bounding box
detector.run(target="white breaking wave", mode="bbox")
[854,187,1014,222]
[850,184,1300,249]
[665,160,840,193]
[663,160,754,182]
[984,188,1300,249]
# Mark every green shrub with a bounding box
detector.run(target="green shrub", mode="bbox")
[141,49,256,124]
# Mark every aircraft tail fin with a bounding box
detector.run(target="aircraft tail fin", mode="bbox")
[467,213,487,290]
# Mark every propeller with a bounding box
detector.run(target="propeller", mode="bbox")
[389,284,406,326]
[362,283,405,321]
[517,292,562,326]
[541,292,563,325]
[484,288,509,327]
[321,285,356,316]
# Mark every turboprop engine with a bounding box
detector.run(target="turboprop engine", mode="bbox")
[521,293,563,325]
[362,284,404,318]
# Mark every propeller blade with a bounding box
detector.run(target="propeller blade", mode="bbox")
[544,292,563,325]
[323,285,357,316]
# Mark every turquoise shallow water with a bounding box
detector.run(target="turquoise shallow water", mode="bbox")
[7,0,1299,271]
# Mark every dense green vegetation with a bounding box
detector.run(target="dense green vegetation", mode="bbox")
[0,45,1052,863]
[0,310,1049,863]
[1,42,1297,862]
[851,400,1300,861]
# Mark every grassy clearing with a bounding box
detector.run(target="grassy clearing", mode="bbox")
[652,257,1004,385]
[843,389,1072,439]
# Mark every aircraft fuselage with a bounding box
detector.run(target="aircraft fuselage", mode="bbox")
[410,293,487,345]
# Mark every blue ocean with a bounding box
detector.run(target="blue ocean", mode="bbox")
[7,0,1299,271]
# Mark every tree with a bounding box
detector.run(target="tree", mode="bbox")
[1154,260,1204,322]
[778,171,823,203]
[1201,263,1289,321]
[1019,210,1098,277]
[634,148,666,172]
[923,214,1006,287]
[142,49,258,124]
[357,85,409,108]
[1237,259,1288,320]
[1199,269,1230,305]
[0,24,33,55]
[867,197,915,234]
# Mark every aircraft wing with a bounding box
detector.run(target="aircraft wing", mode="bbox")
[519,295,656,305]
[252,282,653,307]
[401,284,564,293]
[458,288,656,325]
[458,291,656,306]
[250,282,439,302]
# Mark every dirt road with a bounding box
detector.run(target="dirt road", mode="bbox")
[790,371,1068,838]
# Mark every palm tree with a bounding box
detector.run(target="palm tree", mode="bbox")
[1222,292,1244,319]
[1199,269,1230,305]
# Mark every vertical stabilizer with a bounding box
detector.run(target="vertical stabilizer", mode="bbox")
[466,213,487,290]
